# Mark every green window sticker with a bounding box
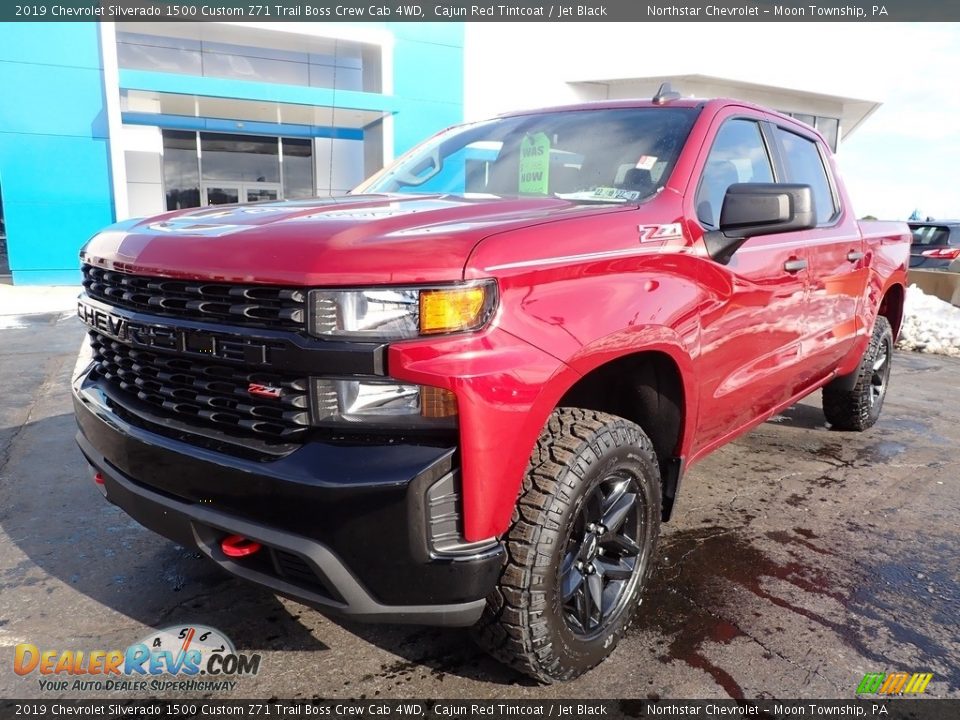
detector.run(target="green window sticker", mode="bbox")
[519,132,551,195]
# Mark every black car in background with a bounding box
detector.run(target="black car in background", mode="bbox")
[909,221,960,270]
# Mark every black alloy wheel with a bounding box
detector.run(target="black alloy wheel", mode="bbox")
[560,471,647,636]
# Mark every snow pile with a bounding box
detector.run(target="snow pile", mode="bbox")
[897,285,960,358]
[0,285,81,329]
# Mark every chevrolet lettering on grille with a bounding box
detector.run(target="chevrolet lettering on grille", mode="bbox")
[77,299,270,363]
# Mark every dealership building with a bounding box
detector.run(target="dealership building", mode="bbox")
[0,21,878,285]
[0,21,464,284]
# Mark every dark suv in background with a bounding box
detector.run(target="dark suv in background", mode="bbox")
[909,221,960,270]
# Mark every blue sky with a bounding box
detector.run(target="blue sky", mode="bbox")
[834,24,960,221]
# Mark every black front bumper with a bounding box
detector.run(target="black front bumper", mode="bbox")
[73,374,503,626]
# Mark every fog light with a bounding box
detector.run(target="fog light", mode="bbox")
[310,379,457,428]
[421,386,458,418]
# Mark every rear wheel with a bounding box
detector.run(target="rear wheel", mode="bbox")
[471,408,661,682]
[823,315,893,431]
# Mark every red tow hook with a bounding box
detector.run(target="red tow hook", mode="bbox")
[220,534,262,558]
[93,471,107,496]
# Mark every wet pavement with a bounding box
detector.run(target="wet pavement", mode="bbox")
[0,314,957,699]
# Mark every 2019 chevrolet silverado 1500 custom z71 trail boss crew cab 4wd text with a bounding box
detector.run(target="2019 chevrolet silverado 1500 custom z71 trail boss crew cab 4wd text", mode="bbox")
[73,93,909,681]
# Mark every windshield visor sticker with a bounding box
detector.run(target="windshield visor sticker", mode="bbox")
[519,132,551,195]
[635,155,658,170]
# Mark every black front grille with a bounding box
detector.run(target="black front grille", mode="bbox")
[82,265,307,331]
[90,331,311,441]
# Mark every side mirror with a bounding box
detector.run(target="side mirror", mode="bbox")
[703,183,816,264]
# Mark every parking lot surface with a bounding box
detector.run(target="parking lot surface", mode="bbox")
[1,314,957,699]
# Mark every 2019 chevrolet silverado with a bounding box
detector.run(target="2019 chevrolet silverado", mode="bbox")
[73,93,909,681]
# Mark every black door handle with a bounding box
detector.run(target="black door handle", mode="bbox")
[783,258,808,273]
[847,250,865,262]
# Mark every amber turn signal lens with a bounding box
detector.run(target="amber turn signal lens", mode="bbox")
[419,286,488,335]
[420,386,458,418]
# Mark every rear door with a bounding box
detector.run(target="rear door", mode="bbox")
[770,124,865,381]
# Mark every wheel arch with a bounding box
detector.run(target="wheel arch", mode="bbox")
[555,345,694,521]
[878,282,905,341]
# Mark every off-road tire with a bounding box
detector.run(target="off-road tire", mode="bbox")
[823,315,893,431]
[471,408,662,682]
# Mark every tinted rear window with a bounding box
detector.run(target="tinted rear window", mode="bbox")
[910,225,952,246]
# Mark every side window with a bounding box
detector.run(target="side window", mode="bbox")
[696,119,774,228]
[774,128,837,225]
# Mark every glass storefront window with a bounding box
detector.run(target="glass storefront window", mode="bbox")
[162,130,201,211]
[161,131,319,209]
[200,133,280,183]
[282,139,315,199]
[815,117,840,153]
[205,186,240,206]
[201,50,310,87]
[780,112,841,152]
[117,32,202,75]
[117,31,382,94]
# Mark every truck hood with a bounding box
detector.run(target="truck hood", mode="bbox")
[82,194,629,285]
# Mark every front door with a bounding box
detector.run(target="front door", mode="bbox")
[690,115,810,456]
[202,182,282,206]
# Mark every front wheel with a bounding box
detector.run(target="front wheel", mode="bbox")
[822,315,893,431]
[471,408,661,682]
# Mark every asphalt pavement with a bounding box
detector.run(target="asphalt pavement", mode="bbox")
[0,313,957,699]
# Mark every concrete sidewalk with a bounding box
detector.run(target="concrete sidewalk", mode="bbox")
[0,285,80,329]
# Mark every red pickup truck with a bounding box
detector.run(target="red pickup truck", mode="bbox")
[73,93,909,682]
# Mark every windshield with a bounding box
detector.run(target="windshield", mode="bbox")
[357,107,699,203]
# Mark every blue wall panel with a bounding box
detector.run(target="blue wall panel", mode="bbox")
[0,22,103,68]
[0,63,109,138]
[0,136,112,204]
[5,201,114,269]
[387,22,465,156]
[0,23,113,285]
[391,40,464,105]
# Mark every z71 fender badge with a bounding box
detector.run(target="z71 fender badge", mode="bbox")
[638,224,683,242]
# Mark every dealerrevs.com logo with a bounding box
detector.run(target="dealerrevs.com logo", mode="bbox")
[14,625,261,693]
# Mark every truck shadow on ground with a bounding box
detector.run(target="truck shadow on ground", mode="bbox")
[766,402,829,430]
[0,413,326,654]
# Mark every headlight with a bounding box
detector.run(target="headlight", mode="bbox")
[308,281,496,339]
[311,378,458,428]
